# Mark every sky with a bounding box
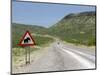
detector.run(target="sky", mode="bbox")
[12,1,95,27]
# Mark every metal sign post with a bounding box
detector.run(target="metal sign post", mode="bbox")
[25,47,31,64]
[25,47,28,64]
[28,47,30,64]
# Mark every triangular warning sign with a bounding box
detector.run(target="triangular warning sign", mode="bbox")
[18,30,36,46]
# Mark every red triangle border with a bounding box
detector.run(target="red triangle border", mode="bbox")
[18,30,36,47]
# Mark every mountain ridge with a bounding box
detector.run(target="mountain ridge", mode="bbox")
[48,11,96,46]
[12,11,96,46]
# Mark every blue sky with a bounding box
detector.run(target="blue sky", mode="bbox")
[12,1,95,27]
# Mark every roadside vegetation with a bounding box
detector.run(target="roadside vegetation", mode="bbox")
[12,24,54,64]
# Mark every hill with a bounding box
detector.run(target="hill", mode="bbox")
[48,11,96,46]
[12,11,96,46]
[12,23,53,48]
[12,23,48,34]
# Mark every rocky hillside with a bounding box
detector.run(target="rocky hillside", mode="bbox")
[48,11,96,46]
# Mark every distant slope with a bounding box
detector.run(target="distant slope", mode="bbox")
[48,11,96,46]
[12,23,48,34]
[12,23,53,48]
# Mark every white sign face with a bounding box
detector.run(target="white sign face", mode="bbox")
[21,33,34,44]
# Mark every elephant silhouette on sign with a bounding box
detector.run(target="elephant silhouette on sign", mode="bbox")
[24,37,31,43]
